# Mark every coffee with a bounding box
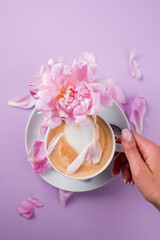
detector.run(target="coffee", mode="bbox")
[46,116,113,178]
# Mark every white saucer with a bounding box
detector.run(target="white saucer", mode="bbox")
[25,101,130,192]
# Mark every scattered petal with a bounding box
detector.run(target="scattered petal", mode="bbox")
[47,133,63,155]
[59,189,73,206]
[66,143,89,174]
[39,120,48,138]
[85,133,102,164]
[17,197,43,219]
[8,94,35,109]
[130,97,147,134]
[129,50,142,80]
[28,141,52,173]
[27,197,44,207]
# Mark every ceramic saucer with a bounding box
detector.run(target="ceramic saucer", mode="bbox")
[25,101,130,192]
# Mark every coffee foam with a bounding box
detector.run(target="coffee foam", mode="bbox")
[64,118,95,154]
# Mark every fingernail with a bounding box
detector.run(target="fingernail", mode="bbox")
[123,178,127,184]
[122,129,133,143]
[130,181,134,186]
[130,180,134,186]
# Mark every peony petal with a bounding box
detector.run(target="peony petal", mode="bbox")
[47,133,63,155]
[8,94,35,109]
[66,144,89,174]
[28,141,46,163]
[39,120,48,138]
[89,91,101,115]
[27,197,44,207]
[18,200,34,219]
[85,133,102,164]
[129,50,142,80]
[29,82,39,98]
[130,97,147,134]
[107,79,127,104]
[73,99,91,116]
[59,190,73,206]
[27,141,52,173]
[48,116,62,129]
[18,197,43,219]
[100,91,113,107]
[32,158,51,173]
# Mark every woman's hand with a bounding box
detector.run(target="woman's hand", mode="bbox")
[112,129,160,211]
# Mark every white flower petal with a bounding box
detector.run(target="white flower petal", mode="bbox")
[8,94,35,109]
[47,133,63,155]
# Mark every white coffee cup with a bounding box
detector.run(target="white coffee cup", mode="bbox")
[44,115,124,180]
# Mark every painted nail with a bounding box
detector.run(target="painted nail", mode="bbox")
[130,181,134,186]
[122,129,133,143]
[123,178,127,184]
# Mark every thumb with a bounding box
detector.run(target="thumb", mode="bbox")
[121,129,151,180]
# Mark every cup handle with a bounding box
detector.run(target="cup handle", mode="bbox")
[115,143,123,152]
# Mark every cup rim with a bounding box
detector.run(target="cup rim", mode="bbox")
[44,116,116,180]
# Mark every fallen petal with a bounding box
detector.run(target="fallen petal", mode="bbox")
[8,94,35,109]
[27,197,44,208]
[47,133,63,155]
[129,50,142,80]
[66,144,88,174]
[32,158,51,173]
[28,141,46,163]
[59,189,73,206]
[27,141,52,173]
[85,133,102,164]
[130,97,147,134]
[18,197,43,219]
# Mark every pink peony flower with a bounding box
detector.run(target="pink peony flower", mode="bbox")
[30,52,113,128]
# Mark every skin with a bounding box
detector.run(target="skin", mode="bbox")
[112,129,160,212]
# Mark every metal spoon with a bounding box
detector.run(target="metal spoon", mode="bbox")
[110,124,122,139]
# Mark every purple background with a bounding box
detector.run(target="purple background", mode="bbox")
[1,0,160,239]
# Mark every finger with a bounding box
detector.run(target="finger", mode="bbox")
[121,129,152,181]
[131,131,160,168]
[116,136,121,144]
[121,162,132,183]
[112,153,127,175]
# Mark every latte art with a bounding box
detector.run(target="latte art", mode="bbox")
[46,116,113,178]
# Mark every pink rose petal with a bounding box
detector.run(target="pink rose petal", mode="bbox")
[28,141,52,173]
[59,190,73,206]
[17,197,43,219]
[129,50,142,80]
[8,94,35,109]
[39,120,48,138]
[47,133,63,155]
[130,97,147,134]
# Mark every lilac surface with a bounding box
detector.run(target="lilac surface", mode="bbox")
[0,0,160,239]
